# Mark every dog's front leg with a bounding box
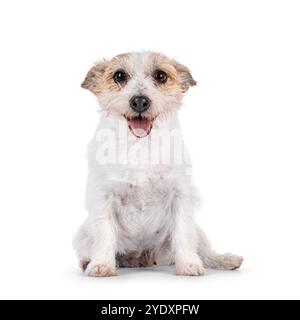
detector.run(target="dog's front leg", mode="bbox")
[85,201,117,277]
[172,198,205,276]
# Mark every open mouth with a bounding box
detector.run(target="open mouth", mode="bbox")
[126,115,153,138]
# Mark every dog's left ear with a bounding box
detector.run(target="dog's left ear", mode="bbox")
[81,61,107,95]
[172,61,197,92]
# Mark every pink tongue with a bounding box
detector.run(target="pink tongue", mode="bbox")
[129,117,152,138]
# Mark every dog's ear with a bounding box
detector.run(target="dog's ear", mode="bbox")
[172,60,197,92]
[81,61,107,95]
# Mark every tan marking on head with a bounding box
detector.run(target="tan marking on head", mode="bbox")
[81,53,131,95]
[100,53,131,92]
[145,52,196,94]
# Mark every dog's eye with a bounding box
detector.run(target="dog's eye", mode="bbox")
[153,70,168,84]
[113,70,128,84]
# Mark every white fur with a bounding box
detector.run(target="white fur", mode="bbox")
[73,52,243,276]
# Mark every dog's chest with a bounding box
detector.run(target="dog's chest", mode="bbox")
[114,173,176,250]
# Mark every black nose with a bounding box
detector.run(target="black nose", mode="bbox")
[130,95,151,113]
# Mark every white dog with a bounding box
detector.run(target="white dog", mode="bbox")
[73,52,243,277]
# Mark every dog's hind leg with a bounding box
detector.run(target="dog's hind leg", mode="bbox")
[73,222,93,271]
[197,226,243,270]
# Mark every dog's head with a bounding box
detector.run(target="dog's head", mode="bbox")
[82,52,196,138]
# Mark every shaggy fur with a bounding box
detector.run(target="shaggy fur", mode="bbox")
[73,52,243,276]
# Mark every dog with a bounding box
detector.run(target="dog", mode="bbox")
[73,51,243,277]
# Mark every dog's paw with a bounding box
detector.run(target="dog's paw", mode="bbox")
[215,254,244,270]
[176,262,205,276]
[85,263,117,277]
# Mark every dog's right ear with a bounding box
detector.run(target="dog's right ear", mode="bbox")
[81,61,107,95]
[172,60,197,92]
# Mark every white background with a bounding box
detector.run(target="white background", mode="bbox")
[0,0,299,300]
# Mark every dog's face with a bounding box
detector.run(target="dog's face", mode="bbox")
[82,52,196,138]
